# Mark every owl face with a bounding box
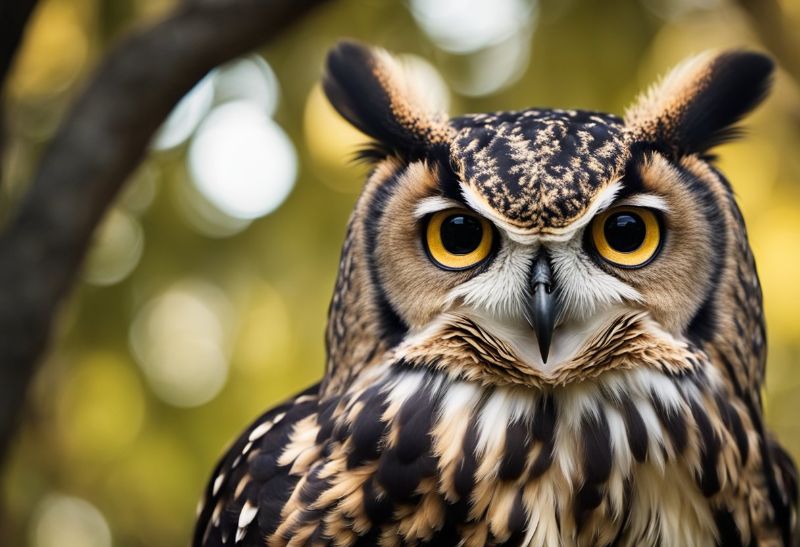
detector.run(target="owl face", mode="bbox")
[324,42,773,379]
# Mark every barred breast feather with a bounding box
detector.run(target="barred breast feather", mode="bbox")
[194,321,791,546]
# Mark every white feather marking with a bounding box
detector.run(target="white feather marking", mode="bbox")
[385,370,426,407]
[237,500,258,531]
[476,391,511,454]
[413,196,463,218]
[553,384,598,485]
[248,421,273,442]
[605,403,632,475]
[635,368,683,412]
[475,388,534,454]
[438,381,479,420]
[616,193,670,212]
[212,501,223,527]
[212,473,225,496]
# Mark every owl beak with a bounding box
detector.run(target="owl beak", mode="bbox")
[528,252,557,363]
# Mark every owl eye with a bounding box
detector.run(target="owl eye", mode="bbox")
[425,209,494,270]
[590,207,662,268]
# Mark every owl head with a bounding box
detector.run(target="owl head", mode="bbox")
[322,41,773,389]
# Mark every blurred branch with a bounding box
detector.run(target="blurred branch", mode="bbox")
[0,0,40,184]
[0,0,330,461]
[0,0,39,85]
[736,0,800,84]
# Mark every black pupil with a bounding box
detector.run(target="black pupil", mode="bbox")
[440,215,483,255]
[603,212,646,253]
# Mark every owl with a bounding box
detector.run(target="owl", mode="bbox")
[193,41,798,546]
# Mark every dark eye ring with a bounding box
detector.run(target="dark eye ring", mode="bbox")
[424,209,493,270]
[590,206,663,268]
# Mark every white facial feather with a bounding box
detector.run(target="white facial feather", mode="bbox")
[440,215,641,370]
[549,234,642,322]
[616,193,670,213]
[413,196,462,218]
[445,234,534,320]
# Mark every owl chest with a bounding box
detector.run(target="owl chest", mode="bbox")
[462,427,719,547]
[299,368,735,546]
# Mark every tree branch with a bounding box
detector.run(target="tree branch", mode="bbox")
[0,0,40,185]
[0,0,331,460]
[0,0,39,86]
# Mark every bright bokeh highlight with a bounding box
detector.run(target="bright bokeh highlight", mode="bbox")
[129,280,233,407]
[409,0,535,54]
[188,100,297,220]
[30,495,111,547]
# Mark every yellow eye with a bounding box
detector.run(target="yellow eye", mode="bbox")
[590,206,662,268]
[425,209,494,270]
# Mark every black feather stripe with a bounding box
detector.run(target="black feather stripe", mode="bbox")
[528,437,554,481]
[506,489,528,543]
[650,391,688,455]
[582,412,612,485]
[323,41,408,147]
[362,166,409,346]
[498,419,531,481]
[690,399,722,497]
[714,393,749,466]
[395,388,435,463]
[362,475,394,524]
[376,386,437,501]
[347,387,389,469]
[527,395,557,481]
[713,508,745,547]
[532,394,556,442]
[454,420,479,500]
[619,395,648,463]
[315,396,341,445]
[573,412,612,533]
[375,448,436,502]
[668,161,728,346]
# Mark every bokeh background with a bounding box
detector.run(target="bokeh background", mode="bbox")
[2,0,800,545]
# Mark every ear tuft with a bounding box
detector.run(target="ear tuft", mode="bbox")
[625,50,774,156]
[323,40,452,157]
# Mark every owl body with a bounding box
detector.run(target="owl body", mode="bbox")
[194,43,797,546]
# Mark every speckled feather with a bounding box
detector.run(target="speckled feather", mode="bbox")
[450,110,627,232]
[194,42,797,546]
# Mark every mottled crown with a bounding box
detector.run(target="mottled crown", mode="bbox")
[323,40,774,232]
[450,110,626,230]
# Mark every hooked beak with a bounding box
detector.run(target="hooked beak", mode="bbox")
[527,251,558,363]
